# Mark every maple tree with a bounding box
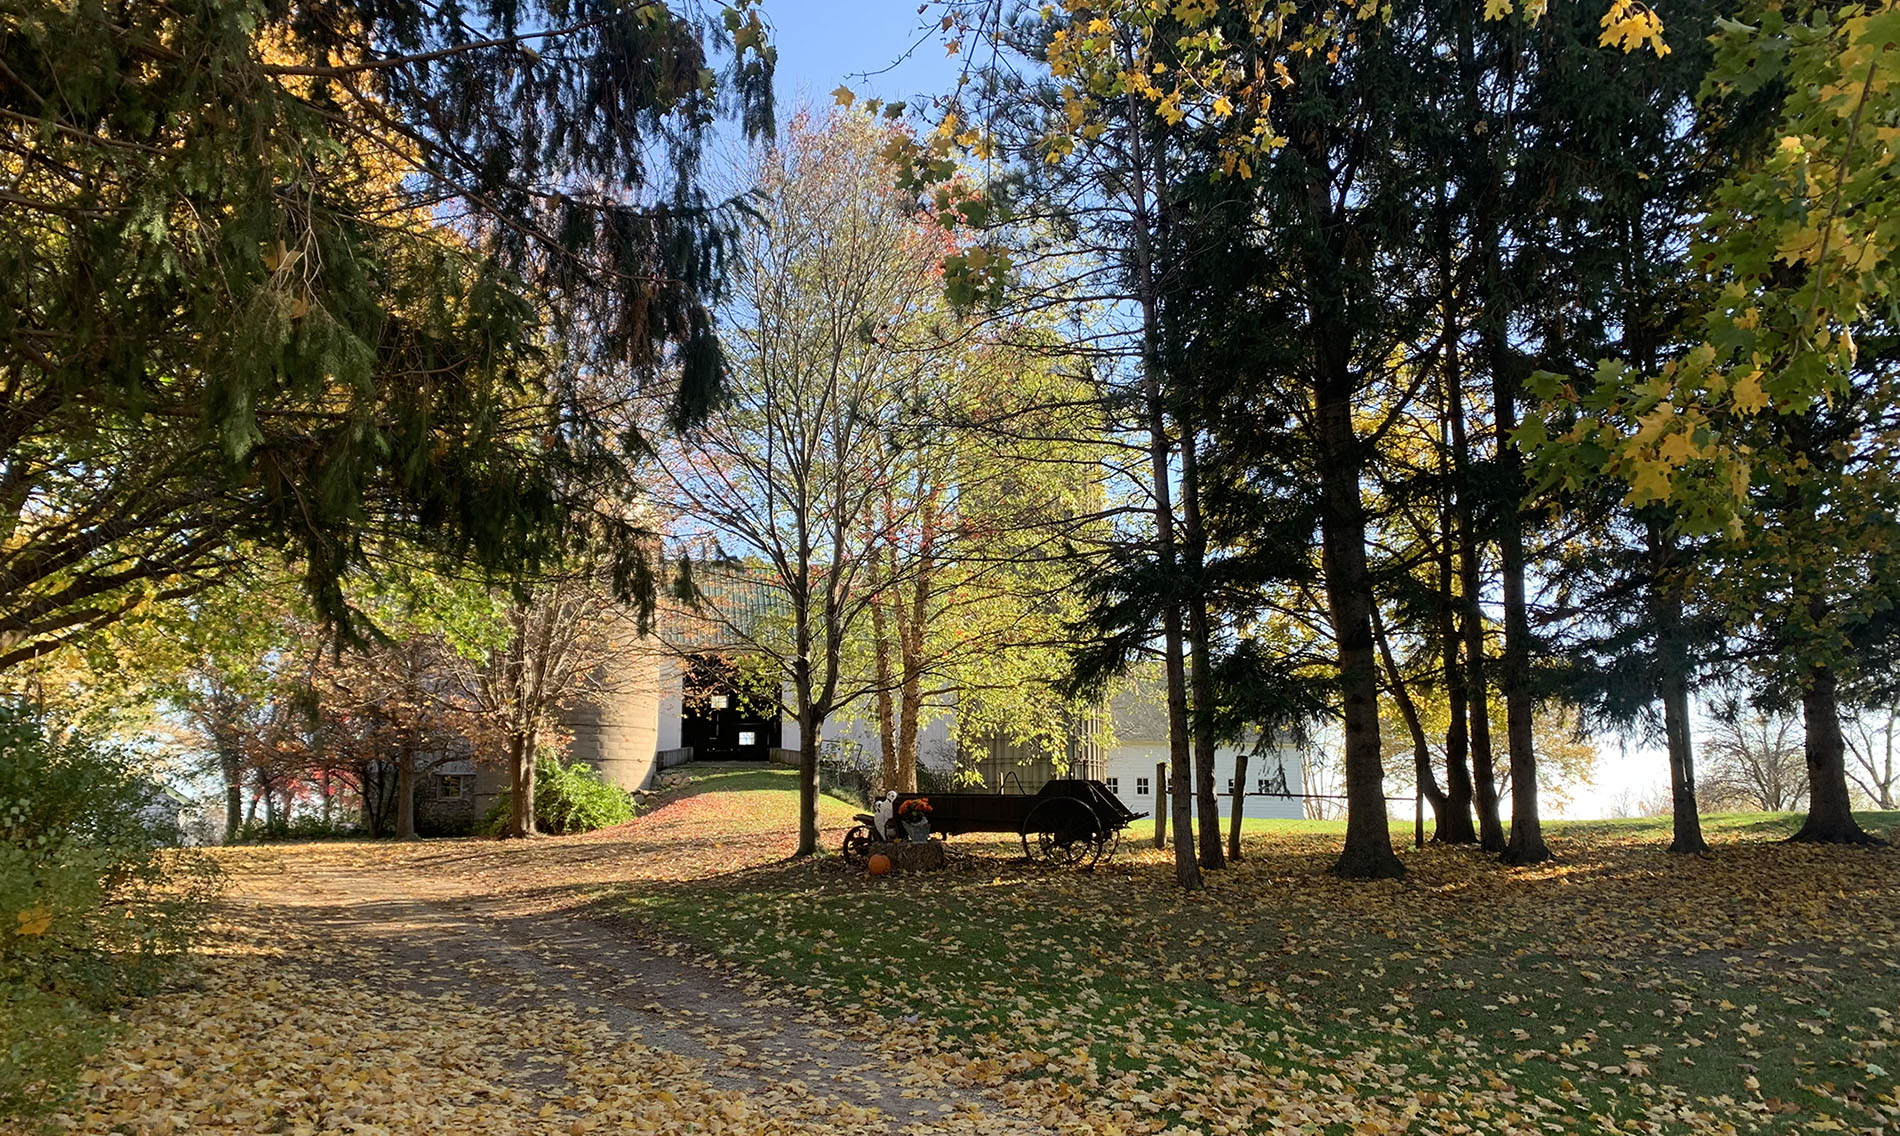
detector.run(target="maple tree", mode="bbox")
[654,111,1007,856]
[846,339,1105,796]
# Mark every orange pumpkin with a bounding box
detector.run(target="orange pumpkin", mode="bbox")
[866,853,892,876]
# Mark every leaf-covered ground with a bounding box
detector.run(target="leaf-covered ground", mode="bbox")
[8,768,1051,1135]
[620,774,1900,1135]
[16,767,1898,1135]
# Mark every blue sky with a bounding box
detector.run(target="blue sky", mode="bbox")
[758,0,964,108]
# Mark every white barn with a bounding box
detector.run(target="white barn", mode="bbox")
[472,636,1311,830]
[1095,684,1307,822]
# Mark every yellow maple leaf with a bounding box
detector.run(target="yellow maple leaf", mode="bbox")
[1625,460,1673,504]
[1730,368,1769,415]
[15,905,52,937]
[1654,429,1698,467]
[1598,0,1670,56]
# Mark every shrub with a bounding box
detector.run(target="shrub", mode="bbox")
[0,986,112,1121]
[0,707,215,1117]
[482,756,636,835]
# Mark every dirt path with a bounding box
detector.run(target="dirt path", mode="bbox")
[231,850,1047,1130]
[41,831,1054,1136]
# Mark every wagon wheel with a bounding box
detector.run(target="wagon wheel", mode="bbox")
[1020,797,1104,869]
[840,825,875,864]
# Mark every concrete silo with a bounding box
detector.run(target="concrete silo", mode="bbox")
[560,622,667,794]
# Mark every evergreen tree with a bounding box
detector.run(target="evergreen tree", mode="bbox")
[1533,0,1900,845]
[0,0,773,664]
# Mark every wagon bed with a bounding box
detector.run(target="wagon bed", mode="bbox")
[847,779,1144,868]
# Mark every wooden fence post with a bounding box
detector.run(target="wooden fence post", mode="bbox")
[1154,760,1168,849]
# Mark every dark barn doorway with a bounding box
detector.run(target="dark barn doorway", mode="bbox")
[680,654,781,761]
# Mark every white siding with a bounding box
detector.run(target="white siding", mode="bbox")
[656,657,683,752]
[1101,743,1306,821]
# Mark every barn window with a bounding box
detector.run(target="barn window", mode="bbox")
[738,730,757,747]
[1106,777,1119,795]
[1136,777,1150,796]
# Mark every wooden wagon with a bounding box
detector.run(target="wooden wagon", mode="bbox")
[842,779,1144,869]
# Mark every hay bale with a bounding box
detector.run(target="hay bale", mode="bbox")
[866,839,945,872]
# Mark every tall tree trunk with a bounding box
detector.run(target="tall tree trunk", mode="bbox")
[1374,605,1450,832]
[1434,296,1479,844]
[871,587,899,792]
[1449,0,1505,855]
[798,708,823,853]
[1459,511,1506,852]
[1181,426,1224,870]
[1121,78,1202,890]
[507,728,538,838]
[1436,524,1479,844]
[1649,528,1708,854]
[222,749,243,844]
[1316,396,1404,880]
[1658,653,1705,855]
[1791,663,1879,844]
[1494,362,1549,866]
[896,665,921,792]
[1462,5,1546,867]
[1163,621,1199,886]
[1227,750,1248,862]
[794,654,821,857]
[396,747,417,841]
[868,504,898,792]
[1190,622,1223,870]
[896,532,931,792]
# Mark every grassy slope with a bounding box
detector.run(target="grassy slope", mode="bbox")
[621,768,1900,1135]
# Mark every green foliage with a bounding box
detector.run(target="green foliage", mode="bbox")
[0,0,775,668]
[1532,0,1900,529]
[0,985,115,1123]
[0,708,215,1118]
[482,758,636,836]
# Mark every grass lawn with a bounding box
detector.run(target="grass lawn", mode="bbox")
[618,768,1900,1135]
